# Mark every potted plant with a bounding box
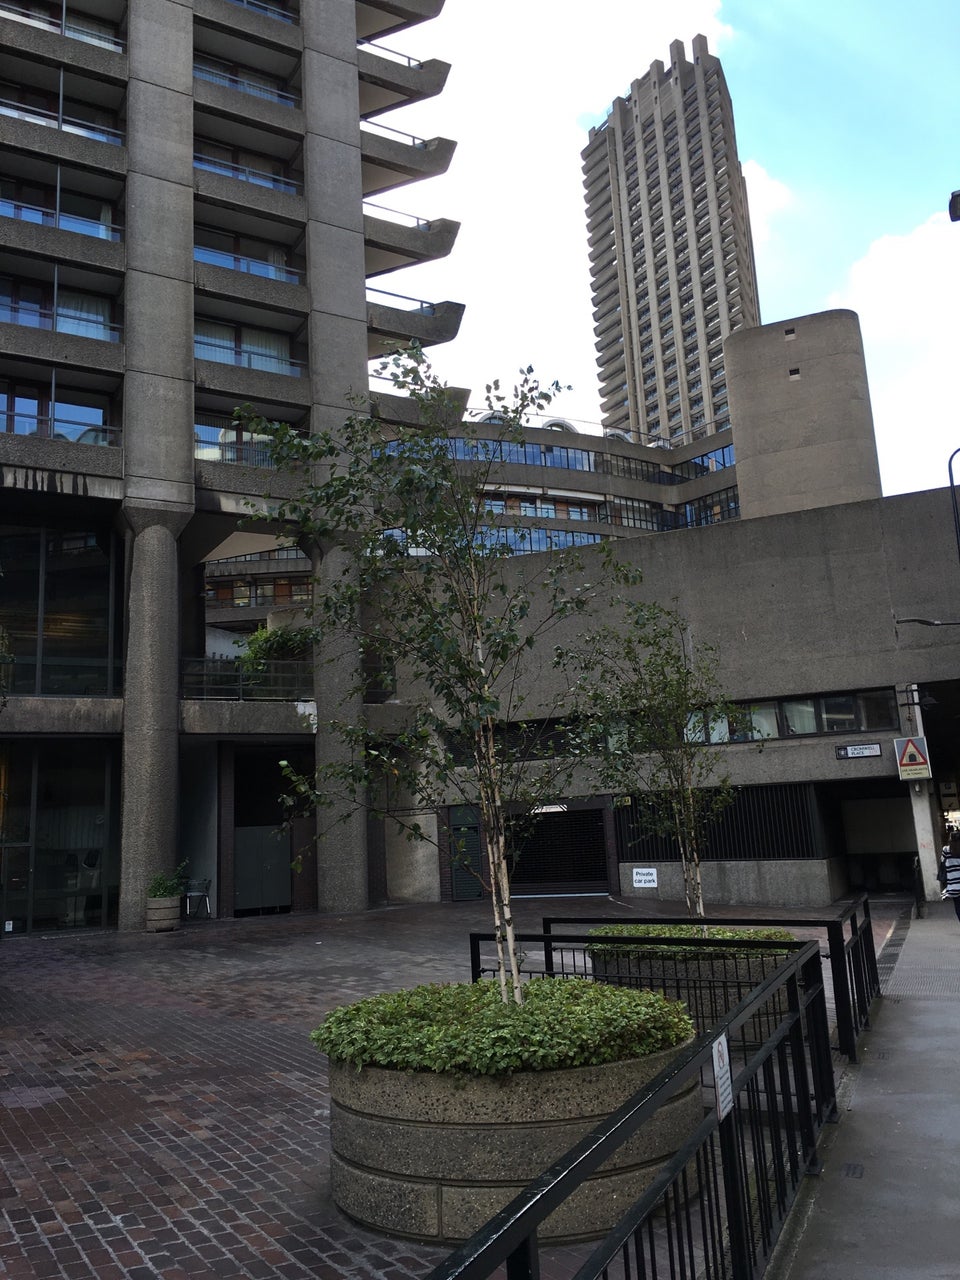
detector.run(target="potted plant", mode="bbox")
[587,923,796,1031]
[312,976,698,1244]
[145,861,187,933]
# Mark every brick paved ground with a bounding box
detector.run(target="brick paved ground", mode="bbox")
[0,895,907,1280]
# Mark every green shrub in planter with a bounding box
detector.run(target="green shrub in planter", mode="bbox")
[312,976,694,1075]
[586,923,796,960]
[146,861,188,899]
[316,978,700,1242]
[586,924,798,1037]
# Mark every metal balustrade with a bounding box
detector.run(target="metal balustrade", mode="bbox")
[0,97,122,144]
[434,937,837,1280]
[222,0,297,21]
[4,415,120,445]
[180,658,312,701]
[0,199,122,240]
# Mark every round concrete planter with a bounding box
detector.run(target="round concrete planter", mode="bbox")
[145,895,181,933]
[327,1041,700,1244]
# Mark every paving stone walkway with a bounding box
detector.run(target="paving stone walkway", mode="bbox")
[0,895,905,1280]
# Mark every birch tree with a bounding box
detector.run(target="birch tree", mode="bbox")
[570,603,738,918]
[249,348,629,1003]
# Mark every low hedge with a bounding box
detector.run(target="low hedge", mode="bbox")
[311,977,694,1076]
[586,923,796,960]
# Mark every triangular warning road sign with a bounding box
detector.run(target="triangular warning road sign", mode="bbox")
[898,737,928,768]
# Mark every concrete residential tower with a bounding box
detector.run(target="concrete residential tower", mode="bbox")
[582,35,760,445]
[0,0,462,932]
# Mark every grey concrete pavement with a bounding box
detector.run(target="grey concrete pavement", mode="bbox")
[773,897,960,1280]
[0,894,907,1279]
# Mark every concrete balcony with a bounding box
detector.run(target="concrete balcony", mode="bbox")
[193,260,309,315]
[358,43,450,118]
[194,0,302,51]
[355,0,444,42]
[0,12,127,79]
[363,203,459,277]
[368,382,468,427]
[365,288,463,356]
[360,122,455,197]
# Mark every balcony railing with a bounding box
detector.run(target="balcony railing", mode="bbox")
[193,64,300,107]
[362,200,430,229]
[0,2,125,50]
[193,340,304,377]
[0,198,122,241]
[0,96,122,144]
[5,414,120,445]
[360,119,426,148]
[357,39,422,68]
[193,152,301,194]
[366,286,435,315]
[181,658,312,701]
[206,588,311,609]
[195,435,276,467]
[193,244,301,283]
[0,305,121,342]
[222,0,297,22]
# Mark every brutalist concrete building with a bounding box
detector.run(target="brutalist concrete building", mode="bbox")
[582,35,760,447]
[0,0,464,934]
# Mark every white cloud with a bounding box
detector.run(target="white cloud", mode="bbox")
[741,160,793,247]
[368,2,734,429]
[826,213,960,496]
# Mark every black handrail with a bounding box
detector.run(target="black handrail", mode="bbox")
[540,893,881,1061]
[431,941,833,1280]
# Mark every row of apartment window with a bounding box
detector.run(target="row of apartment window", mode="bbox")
[0,278,305,376]
[205,577,310,609]
[689,689,899,744]
[1,177,306,288]
[387,525,604,558]
[445,437,732,486]
[483,495,600,523]
[1,380,302,464]
[1,0,297,45]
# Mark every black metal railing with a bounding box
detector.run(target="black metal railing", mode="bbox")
[180,658,311,701]
[537,895,881,1062]
[432,941,836,1280]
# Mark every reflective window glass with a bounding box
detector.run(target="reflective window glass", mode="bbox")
[821,694,857,733]
[782,699,817,735]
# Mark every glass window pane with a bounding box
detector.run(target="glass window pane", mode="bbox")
[32,742,109,930]
[746,702,779,740]
[51,393,108,441]
[783,698,817,735]
[858,689,898,731]
[41,530,111,694]
[0,526,40,692]
[821,694,857,733]
[0,744,32,843]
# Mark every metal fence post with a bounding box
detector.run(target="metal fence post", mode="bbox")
[505,1235,540,1280]
[718,1109,752,1279]
[826,919,857,1062]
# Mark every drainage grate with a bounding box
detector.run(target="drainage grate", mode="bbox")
[840,1162,864,1179]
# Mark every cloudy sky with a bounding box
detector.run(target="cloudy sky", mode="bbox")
[376,0,960,496]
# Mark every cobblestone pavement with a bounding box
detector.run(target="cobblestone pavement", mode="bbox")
[0,895,907,1280]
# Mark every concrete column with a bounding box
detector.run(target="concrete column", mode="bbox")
[123,0,196,511]
[118,505,190,928]
[312,542,367,912]
[301,4,370,911]
[911,782,941,902]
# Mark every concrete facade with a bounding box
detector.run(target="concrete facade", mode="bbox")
[727,310,882,519]
[582,34,760,446]
[0,0,462,933]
